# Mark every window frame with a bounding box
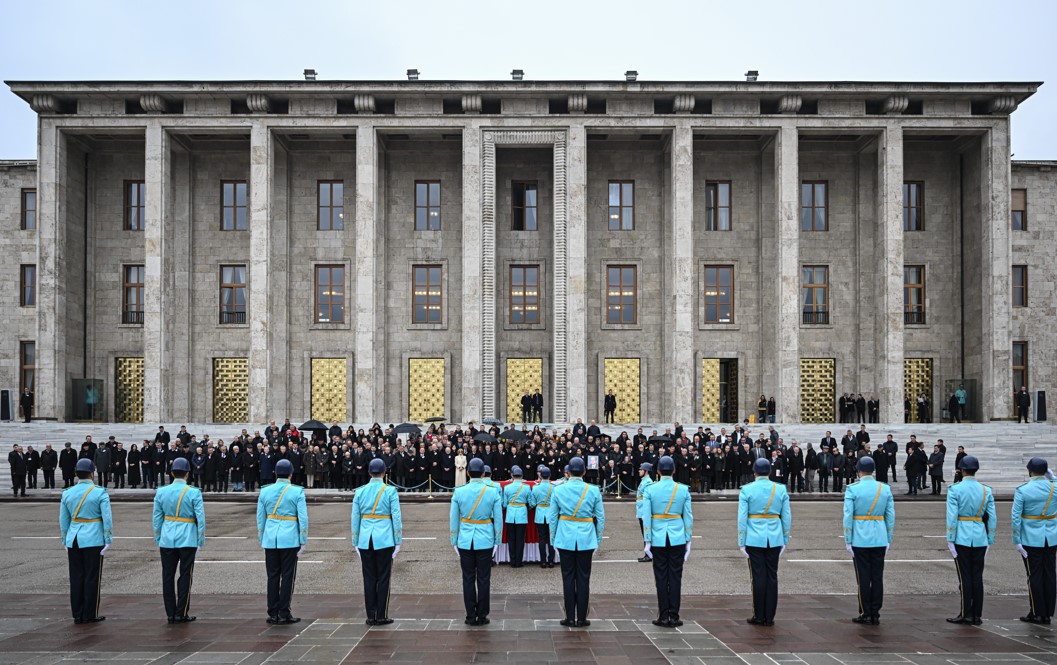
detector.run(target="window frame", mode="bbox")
[314,264,346,324]
[124,180,146,231]
[19,341,35,395]
[411,264,443,324]
[800,180,829,232]
[509,264,541,325]
[414,180,442,231]
[605,264,638,325]
[19,264,36,307]
[219,264,248,324]
[1012,264,1028,308]
[1012,188,1027,231]
[1013,341,1028,392]
[903,181,925,232]
[316,180,345,231]
[122,264,145,325]
[703,264,734,324]
[511,181,539,231]
[903,265,926,324]
[221,180,249,231]
[20,188,36,231]
[705,181,732,231]
[607,180,635,231]
[801,265,830,324]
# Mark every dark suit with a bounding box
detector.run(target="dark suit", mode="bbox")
[8,451,27,496]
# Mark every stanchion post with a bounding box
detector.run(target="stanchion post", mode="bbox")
[428,477,434,499]
[616,477,621,499]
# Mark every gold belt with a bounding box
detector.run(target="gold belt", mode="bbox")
[72,518,102,523]
[748,514,779,519]
[957,516,982,522]
[560,516,592,522]
[652,514,681,519]
[509,503,527,507]
[1024,514,1057,520]
[853,516,883,521]
[267,515,297,521]
[535,503,550,507]
[164,516,195,523]
[461,518,491,524]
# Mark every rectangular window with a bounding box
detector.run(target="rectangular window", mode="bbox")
[1012,188,1027,231]
[21,189,36,230]
[19,341,35,394]
[801,181,828,231]
[317,181,344,230]
[512,181,538,231]
[705,181,732,231]
[903,182,924,231]
[19,264,36,307]
[801,265,829,324]
[414,181,441,231]
[1013,341,1028,392]
[606,265,637,324]
[903,265,926,324]
[703,265,734,323]
[125,181,146,231]
[314,265,345,323]
[509,265,540,324]
[412,264,443,323]
[1013,265,1028,308]
[122,265,145,324]
[219,265,247,324]
[608,181,634,231]
[221,181,248,231]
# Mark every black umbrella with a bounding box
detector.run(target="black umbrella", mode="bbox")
[498,429,527,442]
[473,432,498,444]
[482,417,503,426]
[648,435,671,443]
[393,423,422,436]
[299,420,329,440]
[425,416,446,423]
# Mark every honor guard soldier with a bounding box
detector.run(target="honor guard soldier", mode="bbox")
[546,456,605,627]
[1011,457,1057,624]
[60,458,113,624]
[450,457,503,625]
[256,459,308,624]
[153,457,206,623]
[642,455,693,627]
[352,458,403,626]
[483,465,498,491]
[529,467,556,568]
[636,463,654,563]
[503,466,531,567]
[843,456,895,625]
[944,455,996,625]
[737,458,791,627]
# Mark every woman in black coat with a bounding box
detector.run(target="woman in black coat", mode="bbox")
[128,444,141,488]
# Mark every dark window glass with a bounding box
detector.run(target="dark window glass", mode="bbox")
[512,182,538,231]
[123,265,145,324]
[314,265,345,323]
[510,265,540,324]
[1012,189,1027,231]
[415,181,441,230]
[801,181,828,231]
[705,182,731,231]
[20,341,35,394]
[318,181,344,230]
[1012,265,1028,307]
[704,265,734,323]
[1013,341,1028,393]
[801,265,829,324]
[608,181,634,231]
[412,265,443,323]
[606,265,637,323]
[903,182,924,231]
[21,189,36,230]
[19,265,36,307]
[903,265,926,324]
[220,265,248,324]
[222,181,248,231]
[125,181,146,231]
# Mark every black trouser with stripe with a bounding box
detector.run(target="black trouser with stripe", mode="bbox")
[746,545,781,622]
[67,541,103,621]
[360,544,394,622]
[1024,544,1057,620]
[507,523,526,566]
[160,546,197,619]
[536,523,554,565]
[264,547,299,619]
[458,546,493,621]
[557,547,594,622]
[953,544,987,619]
[852,546,886,619]
[652,542,686,622]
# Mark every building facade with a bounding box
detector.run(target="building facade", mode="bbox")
[0,78,1049,425]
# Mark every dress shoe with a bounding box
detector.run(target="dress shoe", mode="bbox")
[1020,615,1044,624]
[477,617,490,626]
[74,619,85,625]
[465,618,477,625]
[652,619,670,627]
[761,620,775,627]
[167,617,177,624]
[970,617,982,626]
[374,618,394,626]
[88,617,105,623]
[746,617,762,625]
[277,617,300,625]
[638,556,652,563]
[575,620,591,628]
[1042,617,1053,625]
[869,617,880,625]
[180,616,196,623]
[366,619,377,626]
[267,616,279,624]
[946,616,968,624]
[852,616,870,624]
[669,619,683,627]
[559,619,574,627]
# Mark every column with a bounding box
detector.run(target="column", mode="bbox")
[143,121,172,422]
[34,120,67,420]
[666,123,695,422]
[875,125,905,423]
[983,124,1013,420]
[773,125,800,423]
[563,124,588,422]
[462,125,484,422]
[354,125,381,420]
[248,123,272,423]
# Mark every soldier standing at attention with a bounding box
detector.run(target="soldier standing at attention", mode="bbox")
[529,467,556,568]
[547,456,605,628]
[153,457,206,623]
[843,456,895,625]
[636,463,654,563]
[737,458,791,627]
[502,466,531,567]
[450,458,503,625]
[1011,457,1057,624]
[641,456,693,627]
[944,456,996,625]
[59,458,113,624]
[352,458,402,626]
[256,459,308,625]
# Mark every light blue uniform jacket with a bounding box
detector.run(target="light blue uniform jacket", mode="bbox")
[256,480,309,549]
[546,477,605,551]
[1011,477,1057,547]
[737,477,791,548]
[152,480,206,548]
[59,480,113,548]
[635,476,654,520]
[945,477,996,547]
[642,477,693,547]
[503,480,531,524]
[351,479,403,550]
[529,480,555,525]
[449,479,503,549]
[842,476,895,547]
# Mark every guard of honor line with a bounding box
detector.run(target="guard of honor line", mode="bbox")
[57,454,1057,628]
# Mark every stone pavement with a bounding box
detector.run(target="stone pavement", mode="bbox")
[0,593,1054,665]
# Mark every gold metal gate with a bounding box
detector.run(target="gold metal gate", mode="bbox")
[114,357,144,423]
[701,358,720,422]
[213,357,249,423]
[311,358,347,423]
[408,358,445,422]
[904,358,933,422]
[799,358,835,424]
[506,358,543,422]
[604,358,641,423]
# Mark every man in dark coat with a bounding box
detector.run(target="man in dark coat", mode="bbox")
[59,443,78,488]
[1016,387,1031,423]
[25,445,40,489]
[9,445,27,496]
[19,387,33,423]
[41,443,58,489]
[532,390,543,422]
[521,393,532,423]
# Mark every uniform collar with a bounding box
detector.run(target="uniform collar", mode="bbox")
[173,479,187,485]
[77,479,94,486]
[276,479,291,485]
[369,478,383,483]
[960,476,978,483]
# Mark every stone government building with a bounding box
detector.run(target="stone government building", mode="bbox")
[0,76,1051,425]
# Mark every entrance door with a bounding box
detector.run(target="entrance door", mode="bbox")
[799,358,835,424]
[720,359,738,423]
[604,358,641,423]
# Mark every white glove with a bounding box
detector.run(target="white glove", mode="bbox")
[297,545,305,557]
[948,542,958,558]
[491,545,499,559]
[845,543,854,555]
[454,545,459,556]
[1016,544,1029,559]
[885,544,890,555]
[739,546,749,559]
[100,543,110,556]
[392,544,400,560]
[779,545,786,557]
[644,542,652,558]
[684,542,691,562]
[984,545,989,556]
[355,548,361,560]
[1046,470,1055,482]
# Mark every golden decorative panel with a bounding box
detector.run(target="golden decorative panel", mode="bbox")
[311,358,347,423]
[213,357,249,423]
[723,359,739,423]
[506,358,543,422]
[701,358,721,422]
[114,357,144,423]
[799,358,835,424]
[604,358,641,423]
[408,358,445,422]
[904,358,933,422]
